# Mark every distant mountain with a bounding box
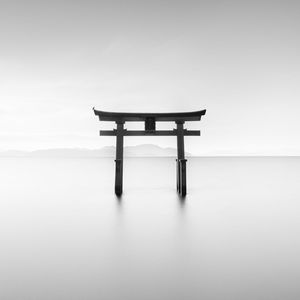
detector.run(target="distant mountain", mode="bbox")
[0,144,188,157]
[125,144,178,157]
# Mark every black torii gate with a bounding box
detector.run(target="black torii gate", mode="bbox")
[93,109,206,196]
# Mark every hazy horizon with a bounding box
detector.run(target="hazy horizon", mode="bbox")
[1,144,300,157]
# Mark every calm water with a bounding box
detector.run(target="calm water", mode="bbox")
[0,157,299,300]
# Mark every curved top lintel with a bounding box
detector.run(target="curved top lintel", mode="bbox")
[93,108,206,122]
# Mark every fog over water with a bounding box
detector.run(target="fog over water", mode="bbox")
[0,157,300,300]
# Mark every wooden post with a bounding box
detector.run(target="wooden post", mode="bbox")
[180,159,187,196]
[176,121,186,196]
[176,159,180,192]
[115,122,124,196]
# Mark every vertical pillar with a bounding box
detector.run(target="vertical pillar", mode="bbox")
[176,121,187,196]
[176,159,180,192]
[115,121,124,196]
[180,159,187,196]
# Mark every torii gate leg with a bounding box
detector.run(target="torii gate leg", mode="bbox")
[115,122,124,196]
[176,121,187,196]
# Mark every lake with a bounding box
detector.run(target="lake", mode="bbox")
[0,157,299,300]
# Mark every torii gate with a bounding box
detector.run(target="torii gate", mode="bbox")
[93,109,206,196]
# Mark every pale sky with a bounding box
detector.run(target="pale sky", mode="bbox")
[0,0,299,155]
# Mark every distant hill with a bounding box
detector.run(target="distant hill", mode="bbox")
[0,144,189,157]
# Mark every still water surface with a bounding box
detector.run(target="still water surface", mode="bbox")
[0,157,299,300]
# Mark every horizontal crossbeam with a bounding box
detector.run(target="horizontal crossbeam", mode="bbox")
[100,129,200,136]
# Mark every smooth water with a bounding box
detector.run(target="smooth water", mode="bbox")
[0,157,299,300]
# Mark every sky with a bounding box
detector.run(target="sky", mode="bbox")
[0,0,299,155]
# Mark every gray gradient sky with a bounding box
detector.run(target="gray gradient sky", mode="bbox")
[0,0,299,154]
